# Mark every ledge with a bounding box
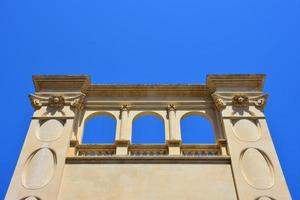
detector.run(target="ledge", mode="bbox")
[66,156,231,164]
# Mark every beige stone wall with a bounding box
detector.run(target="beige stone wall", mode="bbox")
[58,164,237,200]
[5,75,291,200]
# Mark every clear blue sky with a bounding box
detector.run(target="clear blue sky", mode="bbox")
[0,0,299,199]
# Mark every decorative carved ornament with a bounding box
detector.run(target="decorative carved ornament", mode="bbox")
[254,97,267,109]
[211,94,226,111]
[232,95,249,107]
[28,93,85,110]
[29,95,42,110]
[120,104,130,112]
[48,96,65,108]
[70,95,85,111]
[214,98,226,111]
[212,93,268,111]
[167,104,176,112]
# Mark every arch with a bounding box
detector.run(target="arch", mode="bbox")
[84,111,117,123]
[82,113,117,144]
[180,112,215,144]
[132,112,165,144]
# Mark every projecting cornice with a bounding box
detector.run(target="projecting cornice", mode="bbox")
[206,74,266,92]
[33,75,91,92]
[32,74,266,98]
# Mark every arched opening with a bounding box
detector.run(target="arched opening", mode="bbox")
[132,114,165,144]
[82,115,116,144]
[180,114,215,144]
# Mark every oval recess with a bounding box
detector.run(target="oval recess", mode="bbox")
[256,196,275,200]
[22,196,40,200]
[232,119,260,142]
[37,119,64,142]
[240,148,274,189]
[22,148,56,189]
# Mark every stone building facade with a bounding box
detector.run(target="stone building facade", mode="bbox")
[6,74,291,200]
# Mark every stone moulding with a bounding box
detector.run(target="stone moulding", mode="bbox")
[66,155,231,164]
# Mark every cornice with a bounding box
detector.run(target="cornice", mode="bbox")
[32,75,90,92]
[31,74,267,99]
[206,74,266,92]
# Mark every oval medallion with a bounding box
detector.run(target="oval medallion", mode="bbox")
[240,148,274,189]
[232,119,260,141]
[22,148,56,189]
[37,119,64,142]
[257,197,274,200]
[22,196,40,200]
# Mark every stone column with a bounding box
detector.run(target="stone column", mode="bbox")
[5,93,85,200]
[167,105,181,155]
[212,93,291,200]
[115,105,130,155]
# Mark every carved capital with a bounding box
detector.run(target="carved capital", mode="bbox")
[120,104,130,112]
[167,104,176,112]
[232,95,249,107]
[28,94,42,110]
[70,95,85,111]
[48,96,65,108]
[212,94,226,111]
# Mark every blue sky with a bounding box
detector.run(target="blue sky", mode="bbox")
[0,0,299,199]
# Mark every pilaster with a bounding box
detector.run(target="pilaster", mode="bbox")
[209,74,291,200]
[5,76,88,200]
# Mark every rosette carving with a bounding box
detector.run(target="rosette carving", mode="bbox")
[232,95,249,107]
[29,95,42,110]
[48,96,65,108]
[254,94,268,109]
